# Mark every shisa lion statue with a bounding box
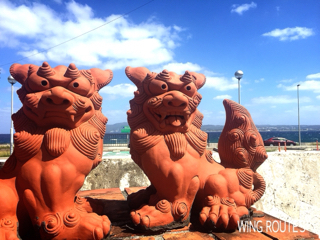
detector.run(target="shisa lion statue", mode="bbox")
[125,66,268,231]
[0,62,112,240]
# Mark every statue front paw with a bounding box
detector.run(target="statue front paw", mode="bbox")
[39,208,111,240]
[131,199,189,231]
[0,218,19,240]
[199,195,248,230]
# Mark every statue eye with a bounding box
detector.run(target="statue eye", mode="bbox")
[181,83,196,96]
[26,76,50,92]
[148,80,168,95]
[68,79,91,96]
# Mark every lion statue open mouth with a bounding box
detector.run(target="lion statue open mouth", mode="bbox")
[125,66,268,232]
[0,62,112,240]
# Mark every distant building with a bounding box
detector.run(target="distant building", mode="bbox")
[121,126,131,133]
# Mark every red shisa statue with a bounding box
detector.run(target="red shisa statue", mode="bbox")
[0,62,112,240]
[125,67,268,231]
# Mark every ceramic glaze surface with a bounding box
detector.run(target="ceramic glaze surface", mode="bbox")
[126,66,268,231]
[0,62,112,240]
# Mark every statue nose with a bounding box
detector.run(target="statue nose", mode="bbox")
[43,87,73,105]
[163,92,187,108]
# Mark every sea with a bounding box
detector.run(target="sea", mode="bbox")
[0,130,319,144]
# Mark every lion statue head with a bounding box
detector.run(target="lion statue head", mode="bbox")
[4,62,112,170]
[126,66,214,164]
[126,67,206,132]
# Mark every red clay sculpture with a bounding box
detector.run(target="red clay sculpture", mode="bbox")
[0,62,112,240]
[126,66,268,231]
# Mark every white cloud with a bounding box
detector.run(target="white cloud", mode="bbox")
[6,86,20,93]
[214,95,232,100]
[316,95,320,99]
[103,109,128,124]
[146,63,234,94]
[279,79,293,83]
[0,1,184,70]
[231,2,257,15]
[0,107,11,114]
[152,62,202,74]
[278,80,320,93]
[251,95,311,104]
[254,78,265,83]
[99,83,136,99]
[306,73,320,79]
[301,105,320,112]
[204,76,238,91]
[262,27,314,41]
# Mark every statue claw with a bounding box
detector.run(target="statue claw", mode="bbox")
[200,196,245,230]
[131,211,141,225]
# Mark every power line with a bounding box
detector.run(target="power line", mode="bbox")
[0,0,155,67]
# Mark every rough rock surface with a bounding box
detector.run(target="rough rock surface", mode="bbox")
[81,157,150,191]
[80,151,319,235]
[214,150,320,235]
[255,151,320,235]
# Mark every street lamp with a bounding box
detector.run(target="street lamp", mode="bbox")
[297,84,301,146]
[8,75,17,154]
[235,70,243,104]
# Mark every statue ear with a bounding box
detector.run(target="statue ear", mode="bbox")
[90,68,113,91]
[9,63,34,85]
[125,66,151,88]
[190,72,206,90]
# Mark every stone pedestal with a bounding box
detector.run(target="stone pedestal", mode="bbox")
[78,187,319,240]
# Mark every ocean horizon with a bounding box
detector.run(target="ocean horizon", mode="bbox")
[1,130,319,144]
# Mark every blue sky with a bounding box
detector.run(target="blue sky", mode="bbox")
[0,0,319,133]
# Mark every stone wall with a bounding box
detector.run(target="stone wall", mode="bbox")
[80,157,150,191]
[254,151,320,235]
[81,151,320,235]
[213,150,319,235]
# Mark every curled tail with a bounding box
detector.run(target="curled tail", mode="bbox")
[245,172,266,207]
[218,99,268,172]
[237,168,266,207]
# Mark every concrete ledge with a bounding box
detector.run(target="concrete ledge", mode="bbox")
[255,151,320,236]
[81,151,320,236]
[77,187,319,239]
[81,157,150,191]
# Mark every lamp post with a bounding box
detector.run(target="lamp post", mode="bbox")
[235,70,243,104]
[8,75,17,154]
[297,84,301,146]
